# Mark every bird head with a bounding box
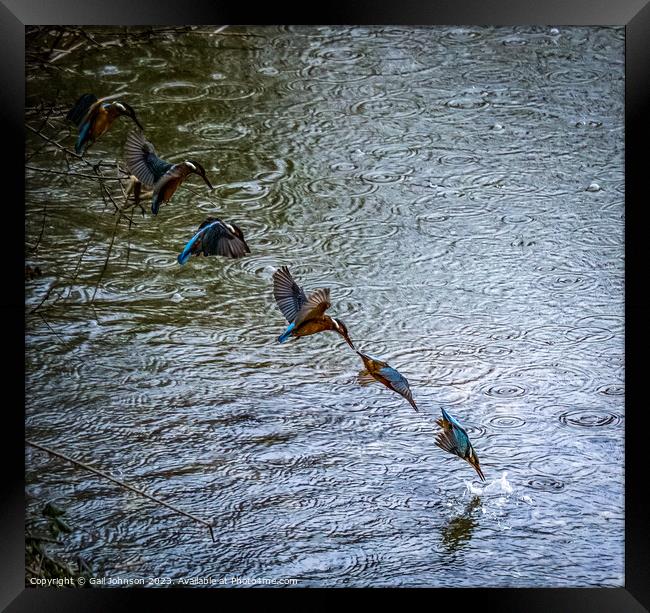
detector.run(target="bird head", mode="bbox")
[466,447,485,482]
[186,160,214,189]
[331,318,355,350]
[115,102,144,131]
[225,222,251,253]
[226,221,244,240]
[355,350,380,371]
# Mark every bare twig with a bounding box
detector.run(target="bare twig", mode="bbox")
[50,40,87,64]
[45,28,65,61]
[35,313,83,360]
[69,230,96,284]
[30,203,47,254]
[25,165,126,182]
[30,282,64,315]
[90,211,123,303]
[26,439,216,542]
[35,105,55,134]
[25,124,89,165]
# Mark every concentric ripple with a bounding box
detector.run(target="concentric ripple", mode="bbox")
[306,177,377,198]
[548,68,603,84]
[488,415,527,430]
[179,120,249,143]
[558,409,622,429]
[351,97,423,118]
[527,476,565,492]
[479,382,528,399]
[440,29,485,44]
[150,81,210,101]
[597,384,624,397]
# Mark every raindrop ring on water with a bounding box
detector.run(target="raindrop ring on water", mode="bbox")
[558,409,622,428]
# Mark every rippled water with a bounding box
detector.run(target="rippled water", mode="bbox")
[25,26,624,587]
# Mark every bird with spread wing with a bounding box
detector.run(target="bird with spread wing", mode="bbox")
[435,408,485,481]
[272,266,355,350]
[125,130,214,215]
[67,93,143,155]
[178,217,250,265]
[356,351,419,412]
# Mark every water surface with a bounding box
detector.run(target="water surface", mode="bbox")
[25,25,624,587]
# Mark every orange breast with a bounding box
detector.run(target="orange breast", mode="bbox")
[91,107,113,139]
[295,318,328,337]
[160,177,182,202]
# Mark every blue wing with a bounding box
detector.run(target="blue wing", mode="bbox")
[379,366,406,386]
[451,427,471,457]
[379,366,418,411]
[152,192,163,216]
[272,266,308,323]
[278,322,296,343]
[199,220,249,259]
[178,221,220,265]
[442,408,469,430]
[440,409,471,456]
[125,130,173,188]
[178,219,249,264]
[67,93,98,127]
[75,121,91,154]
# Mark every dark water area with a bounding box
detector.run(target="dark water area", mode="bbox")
[25,26,624,587]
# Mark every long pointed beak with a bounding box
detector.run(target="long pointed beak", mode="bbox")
[203,175,214,190]
[343,333,356,351]
[133,117,144,131]
[473,462,486,482]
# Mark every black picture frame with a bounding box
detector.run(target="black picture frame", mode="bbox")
[3,1,648,609]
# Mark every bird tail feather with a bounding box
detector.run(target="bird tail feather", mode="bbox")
[441,407,454,424]
[66,94,96,127]
[75,122,91,155]
[435,431,458,454]
[357,370,376,386]
[177,228,203,265]
[278,322,296,343]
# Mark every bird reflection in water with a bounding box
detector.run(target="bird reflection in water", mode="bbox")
[440,496,482,553]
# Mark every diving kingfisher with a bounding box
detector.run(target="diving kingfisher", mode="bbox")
[272,266,355,350]
[66,93,143,155]
[435,408,485,481]
[124,130,214,215]
[178,217,250,264]
[356,351,419,412]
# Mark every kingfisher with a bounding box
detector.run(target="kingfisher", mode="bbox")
[356,351,419,412]
[272,266,355,349]
[66,93,143,155]
[178,217,250,264]
[435,408,485,481]
[124,130,214,215]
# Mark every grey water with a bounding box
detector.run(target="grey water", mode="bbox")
[25,26,624,587]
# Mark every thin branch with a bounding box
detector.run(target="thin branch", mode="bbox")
[26,439,216,542]
[25,165,126,182]
[35,313,84,361]
[45,28,65,61]
[30,282,64,315]
[30,202,48,254]
[25,124,89,165]
[35,105,55,134]
[90,211,123,303]
[50,40,87,64]
[69,230,96,284]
